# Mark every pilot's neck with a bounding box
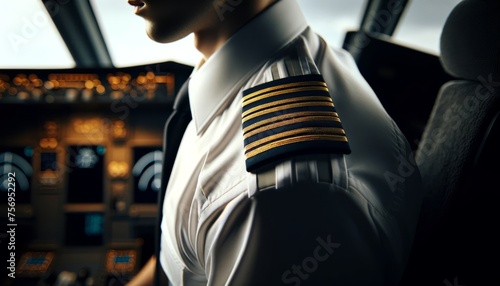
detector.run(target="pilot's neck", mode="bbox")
[194,0,277,62]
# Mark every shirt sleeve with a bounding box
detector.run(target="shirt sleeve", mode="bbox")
[203,181,390,286]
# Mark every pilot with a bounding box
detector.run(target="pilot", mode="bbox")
[126,0,423,285]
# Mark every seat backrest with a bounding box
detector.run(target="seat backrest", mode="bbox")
[400,0,500,285]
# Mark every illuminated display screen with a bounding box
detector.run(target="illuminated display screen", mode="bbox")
[18,252,55,277]
[41,152,57,171]
[114,255,131,263]
[106,249,137,273]
[66,145,105,203]
[65,212,104,246]
[0,146,33,204]
[132,146,162,203]
[26,257,47,266]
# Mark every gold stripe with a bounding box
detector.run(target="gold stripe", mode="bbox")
[243,96,332,118]
[242,101,335,124]
[242,86,330,108]
[242,96,332,119]
[245,134,348,159]
[244,117,344,139]
[245,127,346,152]
[243,111,339,134]
[243,81,327,102]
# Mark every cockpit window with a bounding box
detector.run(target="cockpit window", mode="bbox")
[0,0,463,68]
[0,0,75,68]
[392,0,462,54]
[297,0,366,49]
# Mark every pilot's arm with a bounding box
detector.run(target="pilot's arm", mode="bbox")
[204,179,387,286]
[126,255,156,286]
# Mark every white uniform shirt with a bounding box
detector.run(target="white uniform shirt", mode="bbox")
[160,1,423,285]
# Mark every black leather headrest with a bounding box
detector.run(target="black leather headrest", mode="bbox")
[440,0,500,80]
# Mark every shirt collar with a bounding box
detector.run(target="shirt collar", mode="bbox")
[188,0,308,134]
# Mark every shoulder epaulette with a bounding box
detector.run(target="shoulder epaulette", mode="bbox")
[241,74,351,173]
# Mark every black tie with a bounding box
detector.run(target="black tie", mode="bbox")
[154,79,192,286]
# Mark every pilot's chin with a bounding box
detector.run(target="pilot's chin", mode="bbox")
[145,23,183,44]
